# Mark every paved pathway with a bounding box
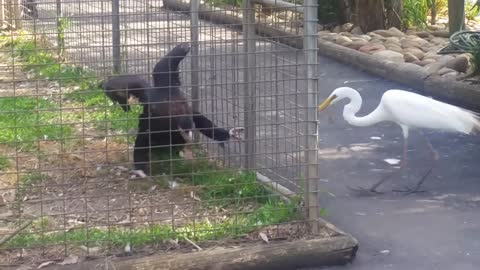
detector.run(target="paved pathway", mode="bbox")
[311,55,480,270]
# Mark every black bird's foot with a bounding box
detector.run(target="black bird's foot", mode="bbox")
[347,185,384,196]
[131,170,148,179]
[229,127,245,141]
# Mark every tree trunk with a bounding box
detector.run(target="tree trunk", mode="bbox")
[355,0,385,32]
[431,0,437,25]
[385,0,403,29]
[448,0,465,35]
[338,0,353,24]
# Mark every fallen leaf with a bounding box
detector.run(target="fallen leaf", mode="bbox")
[168,180,179,189]
[58,255,79,265]
[38,261,55,269]
[167,238,179,246]
[149,185,158,192]
[80,245,100,253]
[384,158,401,165]
[190,191,201,201]
[259,232,269,244]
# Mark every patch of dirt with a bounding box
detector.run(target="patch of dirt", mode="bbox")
[0,221,338,269]
[0,46,326,269]
[0,50,221,266]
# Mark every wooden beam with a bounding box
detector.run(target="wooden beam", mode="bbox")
[50,236,358,270]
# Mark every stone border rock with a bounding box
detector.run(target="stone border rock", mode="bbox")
[317,39,480,111]
[163,0,480,111]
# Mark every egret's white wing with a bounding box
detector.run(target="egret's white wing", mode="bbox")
[381,90,480,134]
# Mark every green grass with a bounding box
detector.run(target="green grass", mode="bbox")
[466,1,480,21]
[20,172,47,187]
[472,44,480,75]
[6,200,299,249]
[5,152,303,250]
[0,34,140,144]
[7,159,302,249]
[0,156,10,171]
[0,32,306,251]
[65,82,141,139]
[0,34,95,85]
[0,96,72,149]
[150,151,274,205]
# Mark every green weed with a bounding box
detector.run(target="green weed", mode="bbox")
[65,82,141,141]
[0,32,304,252]
[0,35,95,85]
[0,96,72,149]
[20,172,47,187]
[472,44,480,74]
[6,197,300,249]
[403,0,429,29]
[466,1,480,21]
[0,156,11,171]
[402,0,448,29]
[57,17,71,57]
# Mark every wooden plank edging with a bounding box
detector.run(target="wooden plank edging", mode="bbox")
[49,235,358,270]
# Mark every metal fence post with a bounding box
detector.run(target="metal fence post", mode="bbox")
[191,0,200,142]
[0,0,5,29]
[112,0,121,74]
[56,0,63,55]
[303,0,319,234]
[13,0,22,29]
[242,0,256,169]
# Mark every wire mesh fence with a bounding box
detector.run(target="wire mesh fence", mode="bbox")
[0,0,321,266]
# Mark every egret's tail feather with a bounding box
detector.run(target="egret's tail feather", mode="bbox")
[471,113,480,135]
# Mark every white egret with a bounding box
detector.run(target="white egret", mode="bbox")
[317,87,480,193]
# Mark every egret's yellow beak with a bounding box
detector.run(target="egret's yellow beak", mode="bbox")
[317,95,336,112]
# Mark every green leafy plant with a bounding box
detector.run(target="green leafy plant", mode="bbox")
[402,0,448,28]
[57,17,71,57]
[0,35,95,85]
[403,0,430,28]
[472,44,480,74]
[317,0,341,24]
[466,0,480,21]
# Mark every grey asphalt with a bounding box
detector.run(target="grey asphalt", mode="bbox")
[310,55,480,270]
[23,4,480,268]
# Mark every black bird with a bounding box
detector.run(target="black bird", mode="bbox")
[100,74,150,112]
[101,43,243,178]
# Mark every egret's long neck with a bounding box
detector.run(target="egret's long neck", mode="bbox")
[342,90,383,127]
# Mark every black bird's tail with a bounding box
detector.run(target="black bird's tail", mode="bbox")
[152,43,191,87]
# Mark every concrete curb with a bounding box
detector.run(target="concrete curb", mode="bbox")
[163,0,480,111]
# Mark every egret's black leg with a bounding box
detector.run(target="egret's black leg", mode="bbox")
[347,172,398,196]
[421,131,440,161]
[348,130,411,196]
[393,131,438,194]
[392,168,432,195]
